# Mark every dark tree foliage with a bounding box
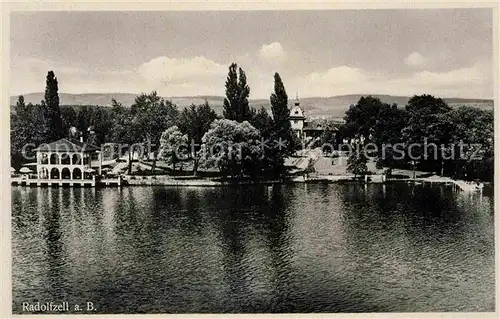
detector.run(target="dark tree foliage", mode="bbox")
[267,73,296,177]
[43,71,64,141]
[447,106,493,181]
[374,103,408,170]
[10,67,494,183]
[60,106,78,135]
[108,99,140,174]
[402,94,455,174]
[340,94,493,181]
[344,97,407,170]
[11,96,31,168]
[320,128,337,148]
[249,107,276,176]
[250,107,273,138]
[347,145,368,178]
[270,73,293,141]
[222,63,252,122]
[90,107,113,146]
[10,95,51,168]
[177,101,218,175]
[178,101,218,147]
[198,119,263,179]
[343,96,385,142]
[130,91,179,172]
[76,106,93,139]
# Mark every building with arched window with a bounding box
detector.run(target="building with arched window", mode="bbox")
[33,138,101,181]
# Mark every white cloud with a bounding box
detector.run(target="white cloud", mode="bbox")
[293,63,491,99]
[11,56,229,97]
[294,66,371,97]
[10,53,492,100]
[136,56,227,84]
[259,42,286,60]
[411,66,484,87]
[404,52,428,68]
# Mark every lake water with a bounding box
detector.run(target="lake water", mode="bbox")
[11,183,495,313]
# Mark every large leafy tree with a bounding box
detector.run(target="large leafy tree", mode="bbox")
[71,105,113,145]
[76,106,94,140]
[250,107,276,176]
[373,103,408,171]
[131,91,179,172]
[177,101,218,175]
[60,106,78,135]
[343,96,386,143]
[250,107,273,138]
[11,96,51,168]
[347,145,368,178]
[90,107,113,146]
[198,119,263,179]
[158,126,189,172]
[448,106,493,180]
[222,63,252,122]
[44,71,64,141]
[11,96,33,168]
[401,94,454,175]
[109,99,140,174]
[344,96,407,174]
[32,101,51,147]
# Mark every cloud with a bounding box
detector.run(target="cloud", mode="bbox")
[136,56,227,84]
[259,42,286,60]
[411,66,484,87]
[293,63,492,98]
[293,66,371,97]
[404,52,427,68]
[11,56,229,97]
[303,66,370,86]
[10,53,492,100]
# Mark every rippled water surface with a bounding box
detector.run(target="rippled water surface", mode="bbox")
[12,183,495,313]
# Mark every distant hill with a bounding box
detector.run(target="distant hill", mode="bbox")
[11,93,493,118]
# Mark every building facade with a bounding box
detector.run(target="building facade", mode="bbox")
[289,98,342,147]
[34,138,101,180]
[289,99,306,139]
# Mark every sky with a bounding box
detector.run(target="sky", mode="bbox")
[10,9,494,99]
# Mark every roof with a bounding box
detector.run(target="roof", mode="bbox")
[289,105,305,119]
[33,138,101,152]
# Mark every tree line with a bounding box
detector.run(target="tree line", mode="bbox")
[342,95,493,182]
[11,63,298,179]
[11,66,493,182]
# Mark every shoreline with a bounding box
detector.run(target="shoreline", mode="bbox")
[11,174,491,190]
[99,174,493,190]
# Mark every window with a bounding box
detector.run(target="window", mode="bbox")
[295,111,299,114]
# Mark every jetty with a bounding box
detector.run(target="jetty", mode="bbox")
[11,176,122,187]
[414,176,482,192]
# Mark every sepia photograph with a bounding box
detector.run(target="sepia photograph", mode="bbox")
[5,4,497,316]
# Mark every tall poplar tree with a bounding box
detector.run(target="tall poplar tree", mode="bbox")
[44,71,64,141]
[269,72,294,177]
[222,63,251,122]
[270,72,292,135]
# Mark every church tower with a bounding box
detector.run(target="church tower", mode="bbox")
[289,92,305,139]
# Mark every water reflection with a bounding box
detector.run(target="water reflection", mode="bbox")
[12,183,495,313]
